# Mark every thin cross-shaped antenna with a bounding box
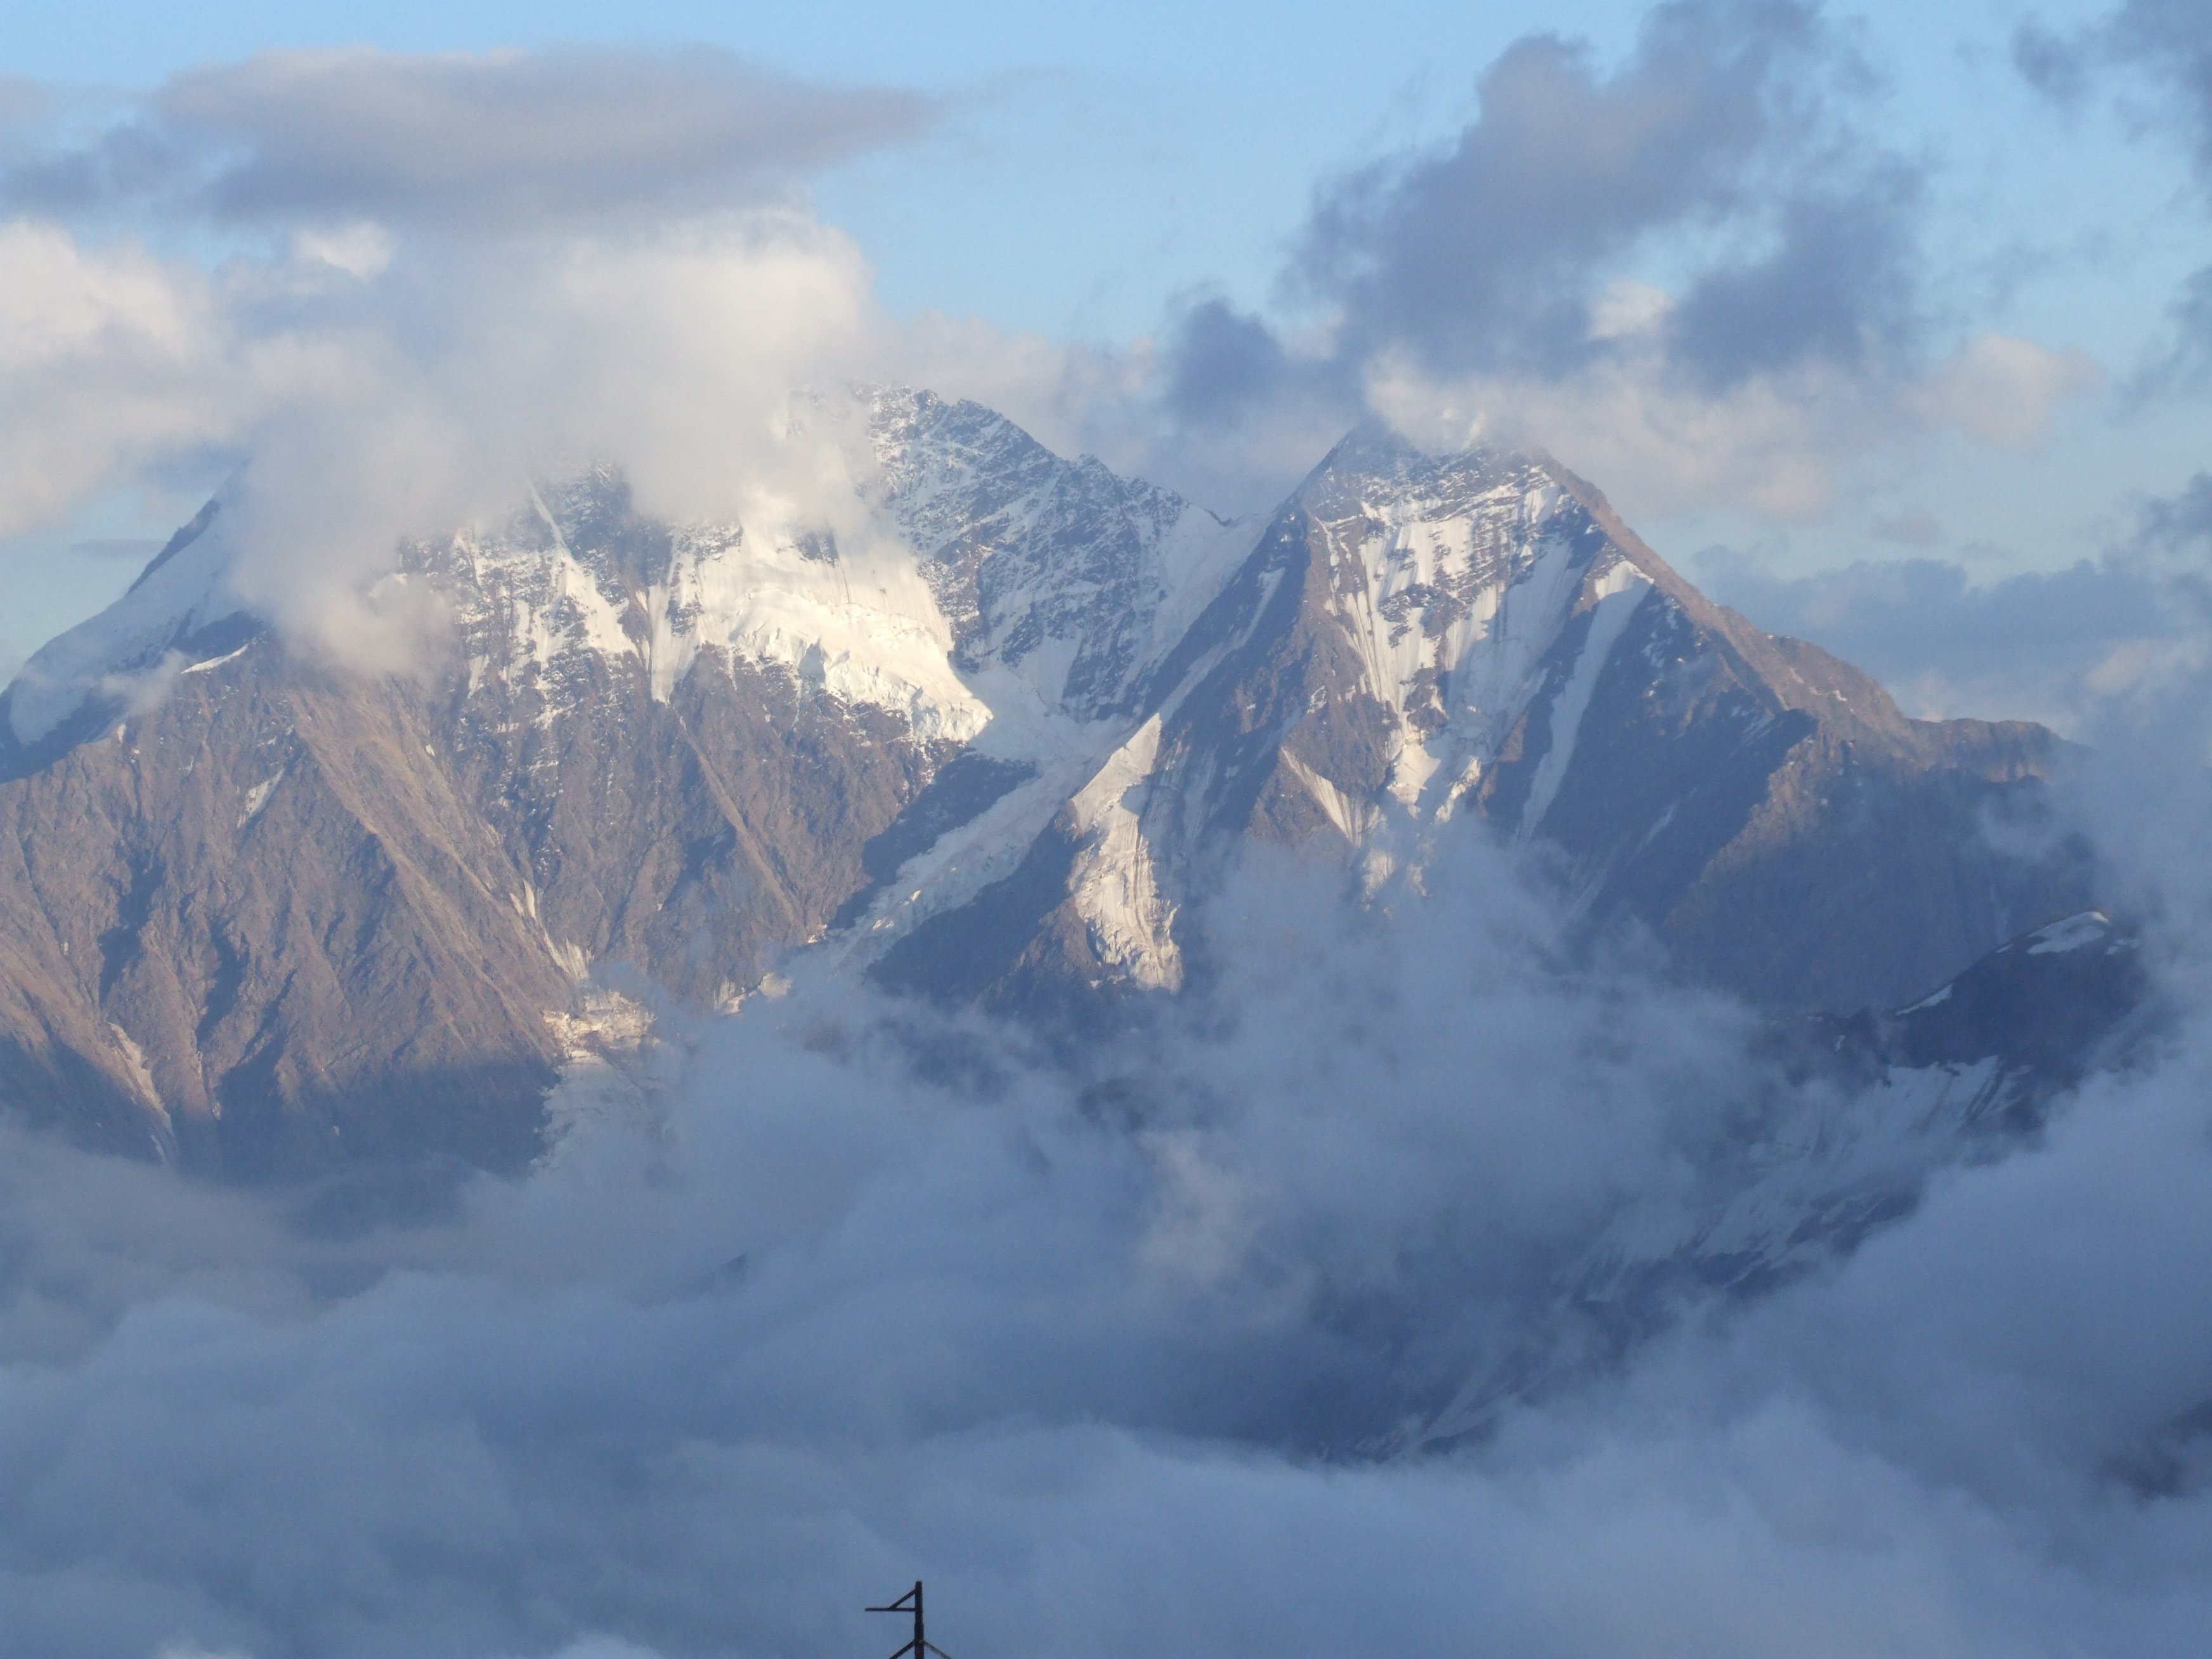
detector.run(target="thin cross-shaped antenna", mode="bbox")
[865,1580,959,1659]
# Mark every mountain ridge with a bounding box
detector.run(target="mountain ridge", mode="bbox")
[880,422,2082,1016]
[0,387,2092,1174]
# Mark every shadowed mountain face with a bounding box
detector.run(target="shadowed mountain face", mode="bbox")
[0,394,2092,1174]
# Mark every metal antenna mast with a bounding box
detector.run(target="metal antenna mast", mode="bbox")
[866,1580,956,1659]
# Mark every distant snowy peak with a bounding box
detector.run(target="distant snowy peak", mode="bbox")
[0,390,2095,1173]
[424,389,1252,745]
[3,493,258,753]
[413,469,992,743]
[3,387,1255,765]
[863,387,1251,720]
[874,417,2083,1016]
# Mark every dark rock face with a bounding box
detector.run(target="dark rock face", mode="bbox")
[1798,909,2155,1117]
[0,650,575,1173]
[867,389,1218,722]
[0,396,2104,1174]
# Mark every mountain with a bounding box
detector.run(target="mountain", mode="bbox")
[877,424,2085,1013]
[0,390,2090,1175]
[1419,908,2155,1448]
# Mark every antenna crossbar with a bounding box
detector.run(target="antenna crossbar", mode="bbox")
[866,1579,947,1659]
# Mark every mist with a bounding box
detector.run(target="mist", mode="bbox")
[0,792,2206,1658]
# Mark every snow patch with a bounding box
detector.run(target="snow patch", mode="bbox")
[1065,714,1182,991]
[1280,751,1377,845]
[8,503,250,746]
[107,1022,162,1111]
[1311,456,1643,828]
[540,988,668,1157]
[179,643,252,676]
[2026,912,2110,955]
[237,769,285,830]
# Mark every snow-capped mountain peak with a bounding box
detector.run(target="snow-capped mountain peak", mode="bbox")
[5,491,256,752]
[0,392,2088,1176]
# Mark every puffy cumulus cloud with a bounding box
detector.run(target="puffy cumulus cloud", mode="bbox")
[1164,0,2097,519]
[1292,0,1899,388]
[1696,469,2212,728]
[0,209,914,676]
[4,48,937,231]
[8,802,2212,1657]
[0,221,239,538]
[215,216,912,660]
[1906,332,2104,448]
[0,46,983,679]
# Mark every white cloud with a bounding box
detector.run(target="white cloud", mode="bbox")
[0,211,924,675]
[1910,333,2104,448]
[1365,308,2104,523]
[0,223,231,538]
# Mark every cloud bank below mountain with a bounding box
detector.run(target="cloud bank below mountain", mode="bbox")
[4,795,2212,1657]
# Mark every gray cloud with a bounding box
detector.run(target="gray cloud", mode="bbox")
[0,75,46,131]
[1171,0,1927,426]
[1700,473,2212,729]
[1871,505,1945,546]
[1160,296,1316,426]
[1699,550,2183,727]
[1665,164,1923,387]
[2016,1,2212,175]
[2138,465,2212,547]
[5,48,937,230]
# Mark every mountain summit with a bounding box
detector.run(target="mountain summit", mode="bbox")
[879,420,2080,1015]
[0,391,2085,1174]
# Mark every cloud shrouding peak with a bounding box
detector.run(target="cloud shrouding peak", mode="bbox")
[7,46,938,229]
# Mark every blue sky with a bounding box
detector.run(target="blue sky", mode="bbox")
[5,0,2149,341]
[5,0,2211,712]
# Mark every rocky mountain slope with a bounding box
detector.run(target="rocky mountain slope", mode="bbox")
[0,390,2092,1174]
[879,424,2085,1013]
